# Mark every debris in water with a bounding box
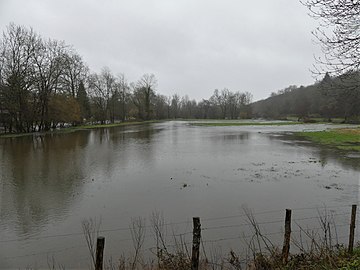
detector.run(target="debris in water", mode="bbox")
[181,183,188,189]
[324,184,343,190]
[251,162,265,166]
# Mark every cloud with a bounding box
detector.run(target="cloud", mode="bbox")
[0,0,321,101]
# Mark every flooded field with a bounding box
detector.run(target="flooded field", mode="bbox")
[0,121,359,268]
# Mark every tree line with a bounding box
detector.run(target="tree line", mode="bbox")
[252,72,360,122]
[0,24,252,134]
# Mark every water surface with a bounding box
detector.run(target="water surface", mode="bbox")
[0,121,359,268]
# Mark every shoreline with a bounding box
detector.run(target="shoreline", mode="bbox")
[296,128,360,151]
[0,120,161,138]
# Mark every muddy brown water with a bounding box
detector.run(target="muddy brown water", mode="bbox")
[0,121,359,268]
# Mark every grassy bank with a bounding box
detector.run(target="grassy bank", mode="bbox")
[71,120,160,130]
[297,128,360,151]
[103,245,360,269]
[248,245,360,269]
[191,121,304,126]
[0,120,161,138]
[286,116,346,124]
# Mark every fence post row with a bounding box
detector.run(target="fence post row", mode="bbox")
[191,217,201,270]
[86,205,357,267]
[348,204,357,253]
[95,236,105,270]
[282,208,292,264]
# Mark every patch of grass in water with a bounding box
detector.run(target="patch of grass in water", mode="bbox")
[191,121,303,126]
[73,120,160,130]
[297,128,360,151]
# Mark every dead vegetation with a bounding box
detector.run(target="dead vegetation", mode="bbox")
[79,209,360,270]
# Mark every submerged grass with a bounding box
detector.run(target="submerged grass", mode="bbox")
[191,121,304,127]
[286,116,345,123]
[0,120,161,138]
[71,120,160,130]
[297,128,360,151]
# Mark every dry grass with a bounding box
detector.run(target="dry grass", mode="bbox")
[337,128,360,135]
[81,210,360,270]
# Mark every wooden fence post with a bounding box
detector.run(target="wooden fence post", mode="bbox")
[282,209,292,264]
[348,204,357,253]
[191,217,201,270]
[95,236,105,270]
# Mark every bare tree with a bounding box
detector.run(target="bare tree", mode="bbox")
[88,67,117,123]
[0,23,90,132]
[153,94,168,119]
[302,0,360,75]
[60,49,88,97]
[117,73,130,121]
[33,37,69,131]
[171,93,180,119]
[134,74,157,120]
[198,99,211,119]
[0,23,38,132]
[165,95,171,119]
[210,89,230,119]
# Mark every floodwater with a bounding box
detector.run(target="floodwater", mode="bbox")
[0,121,359,268]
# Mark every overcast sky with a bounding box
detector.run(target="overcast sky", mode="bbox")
[0,0,321,101]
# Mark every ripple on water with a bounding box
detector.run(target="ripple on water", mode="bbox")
[346,153,360,159]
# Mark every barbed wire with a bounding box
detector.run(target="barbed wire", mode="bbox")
[200,203,354,223]
[0,203,356,247]
[201,212,351,233]
[7,224,353,263]
[201,224,352,245]
[0,219,192,243]
[2,221,355,262]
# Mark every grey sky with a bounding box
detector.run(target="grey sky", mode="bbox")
[0,0,321,101]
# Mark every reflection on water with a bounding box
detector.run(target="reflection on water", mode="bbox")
[0,132,90,236]
[211,133,250,142]
[0,125,162,237]
[317,148,360,171]
[272,133,360,172]
[0,122,359,268]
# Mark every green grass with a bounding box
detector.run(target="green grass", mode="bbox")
[191,121,304,126]
[297,128,360,151]
[0,120,161,138]
[0,133,33,138]
[337,247,360,270]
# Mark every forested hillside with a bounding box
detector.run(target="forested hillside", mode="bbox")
[251,73,360,122]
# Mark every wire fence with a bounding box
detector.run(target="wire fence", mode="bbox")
[1,202,359,268]
[1,203,356,243]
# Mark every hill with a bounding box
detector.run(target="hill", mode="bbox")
[251,73,360,123]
